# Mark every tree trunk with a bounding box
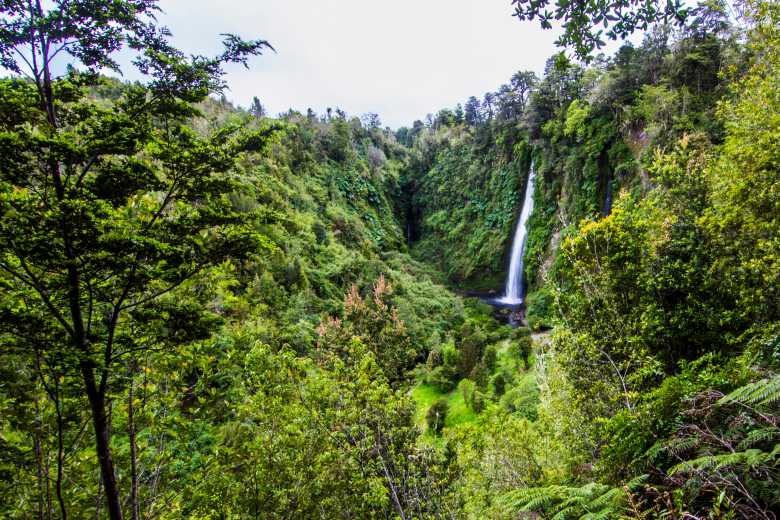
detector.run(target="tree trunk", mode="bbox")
[95,474,102,520]
[54,398,67,520]
[82,365,123,520]
[128,364,140,520]
[45,440,52,520]
[34,398,45,520]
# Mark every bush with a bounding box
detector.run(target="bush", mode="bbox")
[426,348,442,369]
[441,342,462,368]
[526,287,554,331]
[469,390,487,414]
[482,344,498,372]
[426,365,458,393]
[426,399,449,435]
[469,362,490,389]
[312,221,330,245]
[501,383,539,421]
[509,328,533,370]
[491,373,507,396]
[487,324,515,344]
[458,321,488,377]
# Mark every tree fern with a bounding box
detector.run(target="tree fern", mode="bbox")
[646,435,701,463]
[737,427,780,450]
[499,476,647,519]
[669,449,771,475]
[719,374,780,407]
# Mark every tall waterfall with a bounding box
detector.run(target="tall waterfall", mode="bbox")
[498,164,536,305]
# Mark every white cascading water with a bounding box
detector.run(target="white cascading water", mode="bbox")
[497,164,536,305]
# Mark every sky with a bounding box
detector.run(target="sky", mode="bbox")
[150,0,565,128]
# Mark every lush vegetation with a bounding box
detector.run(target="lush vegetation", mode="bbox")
[2,0,780,519]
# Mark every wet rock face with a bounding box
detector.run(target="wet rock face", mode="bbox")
[491,304,526,328]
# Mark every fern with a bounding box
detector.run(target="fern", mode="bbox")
[737,426,780,450]
[552,504,578,519]
[500,477,647,520]
[719,374,780,407]
[769,443,780,459]
[587,486,625,510]
[644,435,701,465]
[670,449,772,475]
[582,511,613,520]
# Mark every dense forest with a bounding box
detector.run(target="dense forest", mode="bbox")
[1,0,780,518]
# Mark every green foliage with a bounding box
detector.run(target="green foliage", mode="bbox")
[187,341,451,518]
[498,476,648,519]
[405,126,531,287]
[0,4,276,517]
[316,275,417,383]
[427,399,450,435]
[511,0,688,59]
[451,409,542,516]
[2,1,780,518]
[526,287,555,331]
[720,374,780,408]
[637,372,780,518]
[491,372,507,396]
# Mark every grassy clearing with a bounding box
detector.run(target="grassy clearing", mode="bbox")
[410,381,476,431]
[412,336,542,435]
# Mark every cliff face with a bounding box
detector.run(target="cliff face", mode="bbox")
[399,124,531,291]
[400,28,729,327]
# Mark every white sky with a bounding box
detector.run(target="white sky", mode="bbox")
[153,0,564,128]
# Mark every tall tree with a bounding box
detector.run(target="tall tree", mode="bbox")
[464,95,482,126]
[482,91,496,120]
[454,103,465,123]
[249,95,266,117]
[0,2,274,518]
[361,112,382,129]
[510,70,539,112]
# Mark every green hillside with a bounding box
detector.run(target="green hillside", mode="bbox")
[2,1,780,519]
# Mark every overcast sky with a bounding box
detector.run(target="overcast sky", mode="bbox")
[151,0,564,128]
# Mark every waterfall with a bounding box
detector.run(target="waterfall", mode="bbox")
[498,163,536,305]
[603,176,613,216]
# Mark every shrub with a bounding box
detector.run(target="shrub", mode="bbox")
[526,288,555,331]
[459,321,488,377]
[470,362,490,389]
[469,390,487,414]
[482,344,498,373]
[426,399,449,435]
[423,342,462,392]
[501,383,539,421]
[492,373,507,397]
[509,329,533,370]
[312,221,330,245]
[426,365,458,393]
[426,349,442,369]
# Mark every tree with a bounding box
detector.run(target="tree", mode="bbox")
[316,276,417,383]
[196,341,451,518]
[496,83,518,120]
[249,95,266,117]
[482,91,496,120]
[454,103,465,123]
[510,70,539,112]
[361,112,382,129]
[464,96,482,126]
[0,2,273,518]
[426,399,449,435]
[510,0,689,59]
